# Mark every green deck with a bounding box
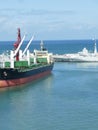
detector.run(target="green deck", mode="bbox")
[30,58,47,63]
[5,58,48,68]
[5,61,28,68]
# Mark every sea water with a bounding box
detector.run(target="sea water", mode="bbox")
[0,40,98,130]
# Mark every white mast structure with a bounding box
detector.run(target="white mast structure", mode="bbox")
[14,34,26,57]
[94,39,97,54]
[22,35,34,56]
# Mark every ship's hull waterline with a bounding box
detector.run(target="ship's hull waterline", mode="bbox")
[0,64,54,88]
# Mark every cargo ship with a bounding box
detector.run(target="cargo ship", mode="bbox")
[0,28,54,88]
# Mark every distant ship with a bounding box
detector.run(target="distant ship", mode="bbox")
[0,28,54,88]
[53,40,98,62]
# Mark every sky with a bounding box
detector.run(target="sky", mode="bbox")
[0,0,98,40]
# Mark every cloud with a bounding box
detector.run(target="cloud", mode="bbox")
[0,8,76,16]
[21,9,76,17]
[0,7,97,40]
[0,8,76,31]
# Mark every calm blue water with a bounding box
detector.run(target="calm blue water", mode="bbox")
[0,40,98,130]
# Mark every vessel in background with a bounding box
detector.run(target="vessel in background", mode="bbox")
[53,40,98,62]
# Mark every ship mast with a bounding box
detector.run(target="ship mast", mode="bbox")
[13,28,26,60]
[94,39,97,54]
[40,40,46,51]
[14,28,21,61]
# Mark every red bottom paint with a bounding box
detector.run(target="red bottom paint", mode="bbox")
[0,70,51,88]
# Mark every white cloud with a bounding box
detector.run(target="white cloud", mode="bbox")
[0,6,97,40]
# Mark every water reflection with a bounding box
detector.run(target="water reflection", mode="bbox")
[0,73,54,93]
[76,62,98,68]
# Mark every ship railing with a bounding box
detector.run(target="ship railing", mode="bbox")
[0,54,10,61]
